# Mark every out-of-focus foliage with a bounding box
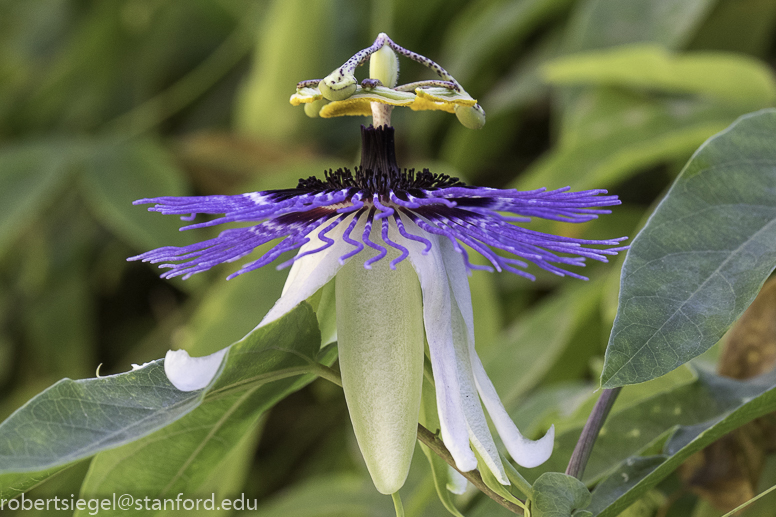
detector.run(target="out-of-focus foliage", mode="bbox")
[1,0,776,515]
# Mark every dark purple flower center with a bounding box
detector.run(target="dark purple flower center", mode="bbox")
[284,126,467,200]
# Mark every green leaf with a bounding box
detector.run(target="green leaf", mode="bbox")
[0,303,322,499]
[543,45,776,106]
[76,304,328,513]
[587,367,776,516]
[602,108,776,387]
[80,139,190,251]
[0,361,198,499]
[531,473,591,517]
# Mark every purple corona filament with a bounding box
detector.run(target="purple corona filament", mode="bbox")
[129,126,628,280]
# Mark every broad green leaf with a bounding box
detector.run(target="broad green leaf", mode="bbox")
[587,367,776,516]
[80,140,191,251]
[0,361,198,499]
[188,423,264,516]
[76,304,328,514]
[552,366,696,438]
[543,45,776,106]
[0,303,322,499]
[532,472,591,517]
[0,140,79,255]
[564,0,716,52]
[602,109,776,387]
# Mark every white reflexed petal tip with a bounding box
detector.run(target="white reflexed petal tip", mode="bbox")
[515,424,555,468]
[164,348,228,392]
[471,352,555,468]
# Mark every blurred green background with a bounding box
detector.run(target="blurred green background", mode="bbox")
[1,0,775,515]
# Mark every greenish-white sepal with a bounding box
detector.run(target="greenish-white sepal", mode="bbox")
[419,371,467,516]
[258,215,356,327]
[336,220,425,494]
[439,239,508,484]
[369,44,400,88]
[474,448,528,511]
[289,87,323,105]
[318,72,358,101]
[315,279,337,346]
[164,348,228,392]
[400,216,477,473]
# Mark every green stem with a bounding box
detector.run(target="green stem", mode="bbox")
[391,492,405,517]
[502,457,533,500]
[417,424,525,515]
[566,387,621,480]
[312,363,343,387]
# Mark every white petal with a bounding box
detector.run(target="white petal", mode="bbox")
[259,214,359,327]
[164,348,228,392]
[449,290,508,484]
[471,351,555,468]
[439,231,508,483]
[439,237,475,345]
[438,235,556,468]
[397,218,477,472]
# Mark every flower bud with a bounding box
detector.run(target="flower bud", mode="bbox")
[336,253,425,495]
[454,103,486,130]
[369,44,399,88]
[318,71,358,101]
